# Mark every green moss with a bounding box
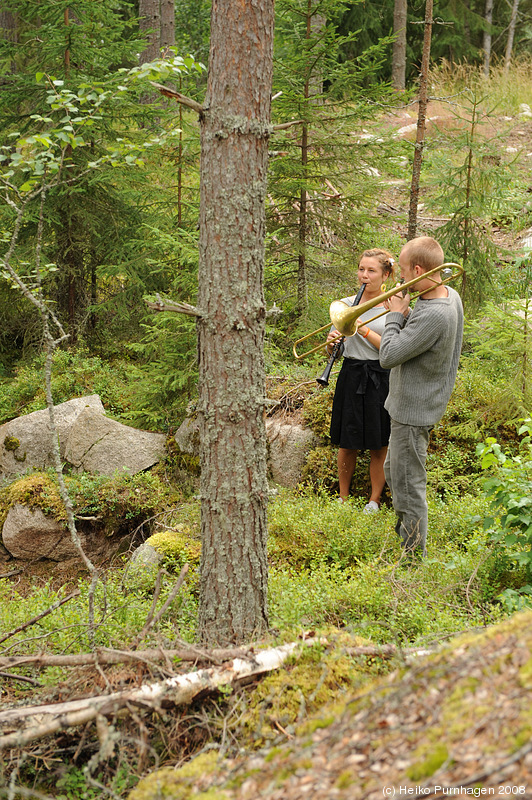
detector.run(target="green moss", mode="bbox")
[336,770,355,789]
[264,746,284,763]
[239,644,360,746]
[511,723,532,750]
[302,386,333,439]
[3,435,21,451]
[0,470,177,542]
[406,743,450,781]
[298,714,336,736]
[518,655,532,688]
[0,472,66,528]
[145,525,201,567]
[128,752,222,800]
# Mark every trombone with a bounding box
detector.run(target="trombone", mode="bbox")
[292,262,464,361]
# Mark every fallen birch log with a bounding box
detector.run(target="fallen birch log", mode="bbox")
[0,639,315,750]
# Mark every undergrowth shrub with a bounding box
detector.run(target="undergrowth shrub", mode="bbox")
[0,566,198,671]
[0,470,178,538]
[267,489,509,642]
[0,348,133,424]
[476,421,532,609]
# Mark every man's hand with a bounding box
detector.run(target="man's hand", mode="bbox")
[385,290,411,318]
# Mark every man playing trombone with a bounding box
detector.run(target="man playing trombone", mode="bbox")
[379,236,464,558]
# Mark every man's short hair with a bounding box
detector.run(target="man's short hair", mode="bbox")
[401,236,444,272]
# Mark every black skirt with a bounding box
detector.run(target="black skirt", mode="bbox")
[330,358,391,450]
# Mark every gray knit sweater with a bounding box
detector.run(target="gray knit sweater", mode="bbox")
[379,286,464,427]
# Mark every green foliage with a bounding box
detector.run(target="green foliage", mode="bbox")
[0,348,133,424]
[427,92,520,312]
[0,4,204,362]
[0,564,198,661]
[476,421,532,606]
[125,231,200,430]
[464,257,532,412]
[266,0,396,312]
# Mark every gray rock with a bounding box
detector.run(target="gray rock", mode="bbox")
[64,407,166,476]
[0,396,105,478]
[174,414,318,488]
[174,416,200,457]
[129,542,164,569]
[266,418,318,488]
[2,504,86,561]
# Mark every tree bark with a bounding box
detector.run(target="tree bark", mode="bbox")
[392,0,407,92]
[138,0,161,64]
[504,0,520,73]
[160,0,175,49]
[196,0,274,645]
[482,0,493,78]
[407,0,433,241]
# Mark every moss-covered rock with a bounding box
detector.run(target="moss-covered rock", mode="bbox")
[128,752,225,800]
[145,525,201,567]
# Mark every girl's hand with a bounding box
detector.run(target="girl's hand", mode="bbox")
[326,329,339,354]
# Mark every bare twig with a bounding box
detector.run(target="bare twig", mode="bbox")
[131,564,189,648]
[130,568,165,649]
[0,644,251,671]
[0,672,42,687]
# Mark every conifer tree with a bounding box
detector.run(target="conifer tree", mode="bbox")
[268,0,393,315]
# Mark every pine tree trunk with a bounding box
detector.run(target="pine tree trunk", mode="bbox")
[197,0,274,646]
[407,0,433,240]
[0,8,17,76]
[138,0,161,64]
[504,0,520,73]
[482,0,493,78]
[160,0,175,49]
[392,0,407,92]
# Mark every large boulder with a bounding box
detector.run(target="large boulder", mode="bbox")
[2,504,87,561]
[0,396,105,478]
[64,407,167,476]
[1,503,122,562]
[174,414,318,488]
[265,418,318,487]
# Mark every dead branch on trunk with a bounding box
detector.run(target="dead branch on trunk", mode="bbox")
[150,82,205,116]
[144,294,202,316]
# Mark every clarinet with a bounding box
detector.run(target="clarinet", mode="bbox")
[316,283,367,387]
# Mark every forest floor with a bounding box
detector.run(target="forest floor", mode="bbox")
[131,611,532,800]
